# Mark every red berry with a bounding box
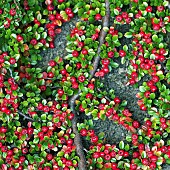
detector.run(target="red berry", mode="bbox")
[131,72,138,79]
[0,126,7,133]
[80,129,87,136]
[146,6,152,12]
[161,123,167,129]
[119,50,126,57]
[46,154,53,160]
[150,85,157,92]
[39,39,46,45]
[77,41,84,48]
[159,55,165,62]
[22,148,28,154]
[79,104,85,112]
[132,134,138,140]
[47,5,54,11]
[132,120,140,128]
[114,97,121,104]
[72,82,79,89]
[123,151,129,157]
[160,117,166,123]
[150,162,156,169]
[104,154,111,160]
[95,14,102,20]
[48,29,55,37]
[153,23,160,31]
[86,93,93,99]
[72,50,79,57]
[9,8,16,16]
[91,33,99,40]
[102,66,109,74]
[9,58,16,64]
[122,12,128,19]
[102,58,110,66]
[17,35,23,42]
[49,42,55,48]
[66,139,73,146]
[48,14,55,21]
[30,38,38,45]
[140,104,147,111]
[48,72,54,78]
[152,75,159,83]
[58,0,65,3]
[159,48,166,55]
[145,120,152,127]
[0,9,3,14]
[144,91,150,98]
[48,60,56,67]
[70,76,77,83]
[157,6,164,12]
[60,69,67,75]
[108,51,114,58]
[78,75,85,83]
[142,158,149,165]
[76,62,82,69]
[42,126,49,133]
[116,15,123,22]
[133,151,140,158]
[88,83,95,90]
[91,136,98,143]
[65,8,72,14]
[129,78,136,85]
[130,163,137,170]
[93,152,100,158]
[118,150,124,156]
[81,48,88,55]
[58,89,64,96]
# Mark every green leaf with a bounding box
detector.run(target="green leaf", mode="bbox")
[82,100,87,109]
[163,1,169,6]
[114,9,119,15]
[150,93,155,99]
[33,137,39,144]
[22,101,28,107]
[110,61,119,68]
[119,141,124,149]
[120,100,127,107]
[67,89,73,96]
[124,32,132,38]
[141,151,146,158]
[124,144,130,151]
[121,57,126,64]
[152,34,158,42]
[123,45,128,51]
[112,35,118,42]
[139,86,146,92]
[97,157,103,163]
[28,0,35,6]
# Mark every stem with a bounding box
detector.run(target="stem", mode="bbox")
[89,0,110,80]
[97,88,111,102]
[69,0,110,169]
[14,0,19,10]
[18,110,35,122]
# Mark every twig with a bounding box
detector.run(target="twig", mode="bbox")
[18,110,35,122]
[89,0,110,80]
[97,88,111,102]
[14,0,19,10]
[69,1,110,169]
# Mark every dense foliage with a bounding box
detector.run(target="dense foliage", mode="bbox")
[0,0,170,169]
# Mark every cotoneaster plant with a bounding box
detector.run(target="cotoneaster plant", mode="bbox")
[0,0,170,170]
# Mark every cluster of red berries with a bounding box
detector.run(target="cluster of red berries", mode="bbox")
[115,9,132,24]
